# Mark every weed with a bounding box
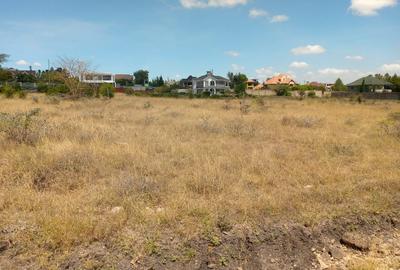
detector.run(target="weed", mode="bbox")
[0,108,45,145]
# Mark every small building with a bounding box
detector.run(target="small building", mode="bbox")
[193,71,230,95]
[115,74,134,82]
[179,76,197,89]
[264,74,296,89]
[246,79,259,90]
[80,73,115,86]
[347,75,393,92]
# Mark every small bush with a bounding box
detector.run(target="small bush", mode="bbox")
[18,90,27,99]
[37,83,49,93]
[2,84,15,98]
[125,88,134,96]
[240,99,251,114]
[99,84,115,98]
[275,86,291,96]
[47,84,69,96]
[307,91,316,98]
[282,115,324,128]
[0,108,46,145]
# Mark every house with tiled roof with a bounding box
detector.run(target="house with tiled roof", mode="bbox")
[264,74,296,88]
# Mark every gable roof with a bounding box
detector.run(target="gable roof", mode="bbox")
[347,75,393,87]
[195,72,229,81]
[265,74,295,85]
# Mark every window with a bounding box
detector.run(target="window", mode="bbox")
[197,81,204,88]
[210,81,215,86]
[103,75,112,81]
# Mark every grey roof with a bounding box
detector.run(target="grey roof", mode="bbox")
[347,75,393,87]
[195,72,229,81]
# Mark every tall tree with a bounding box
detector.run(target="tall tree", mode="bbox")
[0,54,9,68]
[58,57,92,97]
[230,73,248,96]
[333,78,347,91]
[134,70,149,86]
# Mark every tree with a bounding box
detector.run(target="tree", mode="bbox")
[0,54,9,67]
[99,84,115,99]
[229,73,248,97]
[333,78,347,91]
[16,73,37,83]
[134,70,149,86]
[0,69,13,82]
[58,57,92,97]
[150,76,165,87]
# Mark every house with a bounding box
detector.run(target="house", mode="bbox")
[115,74,134,87]
[246,79,259,90]
[80,72,116,86]
[179,76,197,89]
[347,75,393,92]
[264,74,296,89]
[115,74,134,82]
[192,71,230,95]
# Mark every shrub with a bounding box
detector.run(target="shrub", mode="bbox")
[2,84,16,98]
[276,85,291,96]
[47,84,69,96]
[18,90,27,99]
[0,108,46,145]
[282,115,324,128]
[37,83,49,93]
[308,91,316,98]
[99,84,115,98]
[125,88,135,96]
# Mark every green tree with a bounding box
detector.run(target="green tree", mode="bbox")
[16,73,37,83]
[333,78,347,91]
[0,69,13,82]
[0,54,9,67]
[150,76,165,87]
[230,73,248,97]
[99,84,115,98]
[134,70,149,86]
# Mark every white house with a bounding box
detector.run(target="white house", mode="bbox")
[192,71,230,95]
[80,73,116,86]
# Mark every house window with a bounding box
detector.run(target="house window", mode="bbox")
[197,81,204,88]
[103,75,112,81]
[210,81,215,86]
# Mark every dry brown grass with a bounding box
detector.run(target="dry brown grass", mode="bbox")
[0,94,399,267]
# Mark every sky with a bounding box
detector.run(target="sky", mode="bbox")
[0,0,399,83]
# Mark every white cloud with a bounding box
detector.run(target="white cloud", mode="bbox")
[270,15,289,23]
[291,45,326,55]
[225,50,240,57]
[16,60,29,66]
[249,9,268,18]
[381,63,400,73]
[290,61,309,69]
[33,62,42,67]
[180,0,248,9]
[345,55,364,61]
[349,0,397,16]
[255,66,274,80]
[318,68,350,75]
[231,63,245,72]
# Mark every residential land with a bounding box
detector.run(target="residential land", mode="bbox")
[0,95,399,269]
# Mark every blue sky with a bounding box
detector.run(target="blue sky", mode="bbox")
[1,0,399,83]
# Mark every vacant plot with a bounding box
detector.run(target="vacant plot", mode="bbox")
[0,95,399,269]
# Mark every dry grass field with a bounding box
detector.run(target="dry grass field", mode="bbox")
[0,94,399,269]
